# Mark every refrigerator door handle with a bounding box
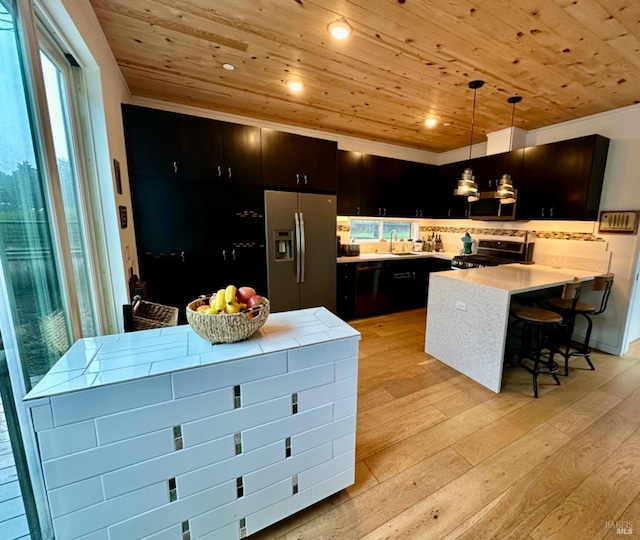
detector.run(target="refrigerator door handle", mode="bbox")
[299,212,306,283]
[294,212,301,283]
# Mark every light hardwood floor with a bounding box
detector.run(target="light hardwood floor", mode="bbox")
[252,309,640,540]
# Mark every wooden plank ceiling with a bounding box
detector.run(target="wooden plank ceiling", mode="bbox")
[89,0,640,152]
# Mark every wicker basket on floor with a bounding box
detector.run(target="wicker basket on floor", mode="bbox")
[186,297,270,343]
[131,296,179,331]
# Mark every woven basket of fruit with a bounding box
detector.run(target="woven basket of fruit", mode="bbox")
[186,285,269,344]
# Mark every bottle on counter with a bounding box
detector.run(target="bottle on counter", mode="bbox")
[435,234,443,252]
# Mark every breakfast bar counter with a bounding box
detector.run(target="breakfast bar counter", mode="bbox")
[24,307,360,540]
[425,264,600,393]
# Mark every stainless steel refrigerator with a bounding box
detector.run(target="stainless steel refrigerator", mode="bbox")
[265,190,336,313]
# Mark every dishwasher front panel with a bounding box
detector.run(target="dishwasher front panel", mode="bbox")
[355,263,392,317]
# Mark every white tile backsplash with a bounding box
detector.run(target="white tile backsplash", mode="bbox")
[96,386,232,445]
[178,441,283,499]
[182,396,289,447]
[48,477,103,518]
[292,415,357,455]
[38,420,97,461]
[101,434,235,499]
[243,404,334,452]
[107,481,236,539]
[49,375,172,427]
[243,443,332,494]
[172,353,287,399]
[53,482,166,540]
[287,340,352,371]
[242,363,334,406]
[43,429,174,490]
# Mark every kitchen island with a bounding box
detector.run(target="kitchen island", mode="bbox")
[24,307,359,540]
[425,264,601,393]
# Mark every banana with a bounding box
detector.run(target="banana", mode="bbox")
[225,284,237,305]
[213,288,226,312]
[224,301,242,314]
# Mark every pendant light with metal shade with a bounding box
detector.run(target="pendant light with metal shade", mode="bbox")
[495,95,522,204]
[454,79,484,203]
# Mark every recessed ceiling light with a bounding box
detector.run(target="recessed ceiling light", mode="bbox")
[425,118,437,128]
[222,63,235,71]
[328,20,352,40]
[287,80,304,92]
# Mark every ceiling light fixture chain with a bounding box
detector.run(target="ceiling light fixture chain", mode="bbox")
[454,79,484,203]
[495,95,523,204]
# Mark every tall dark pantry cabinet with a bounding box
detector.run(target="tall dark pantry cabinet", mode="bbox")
[122,105,267,320]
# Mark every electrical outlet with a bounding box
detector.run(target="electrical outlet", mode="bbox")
[455,301,466,311]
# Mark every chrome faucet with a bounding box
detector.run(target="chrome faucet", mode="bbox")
[390,229,397,252]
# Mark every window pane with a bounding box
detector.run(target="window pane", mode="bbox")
[39,48,97,337]
[349,220,380,240]
[0,2,70,389]
[382,221,412,240]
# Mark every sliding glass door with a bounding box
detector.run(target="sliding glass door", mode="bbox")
[0,0,103,537]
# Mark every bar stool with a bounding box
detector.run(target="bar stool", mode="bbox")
[507,307,564,398]
[507,279,581,397]
[548,273,614,376]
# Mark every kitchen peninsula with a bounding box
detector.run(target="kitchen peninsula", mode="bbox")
[24,308,359,540]
[425,264,601,392]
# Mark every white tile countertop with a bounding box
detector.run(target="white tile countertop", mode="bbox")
[436,263,600,294]
[24,307,360,401]
[337,251,456,263]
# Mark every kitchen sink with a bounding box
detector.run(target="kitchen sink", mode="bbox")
[390,252,422,256]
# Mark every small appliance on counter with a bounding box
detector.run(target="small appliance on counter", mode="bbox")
[342,241,361,256]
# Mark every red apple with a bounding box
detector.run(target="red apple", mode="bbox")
[247,294,267,309]
[237,286,257,303]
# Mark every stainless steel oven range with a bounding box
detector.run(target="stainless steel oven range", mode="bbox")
[451,239,532,269]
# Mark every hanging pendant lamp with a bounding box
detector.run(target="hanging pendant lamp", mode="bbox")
[454,80,484,203]
[495,95,522,204]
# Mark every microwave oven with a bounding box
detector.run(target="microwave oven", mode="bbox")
[468,190,517,221]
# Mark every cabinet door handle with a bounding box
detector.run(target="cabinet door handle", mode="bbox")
[218,166,222,177]
[356,206,360,215]
[489,179,492,188]
[541,208,545,218]
[232,249,236,260]
[420,210,423,217]
[181,251,185,263]
[383,208,387,216]
[378,208,382,216]
[173,161,178,174]
[296,173,300,184]
[448,209,451,217]
[304,175,308,185]
[222,249,226,261]
[550,207,554,217]
[415,209,419,217]
[465,209,469,217]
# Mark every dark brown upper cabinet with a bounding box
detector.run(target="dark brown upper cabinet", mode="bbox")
[517,135,609,220]
[338,152,438,218]
[122,105,261,184]
[337,150,364,216]
[261,129,337,193]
